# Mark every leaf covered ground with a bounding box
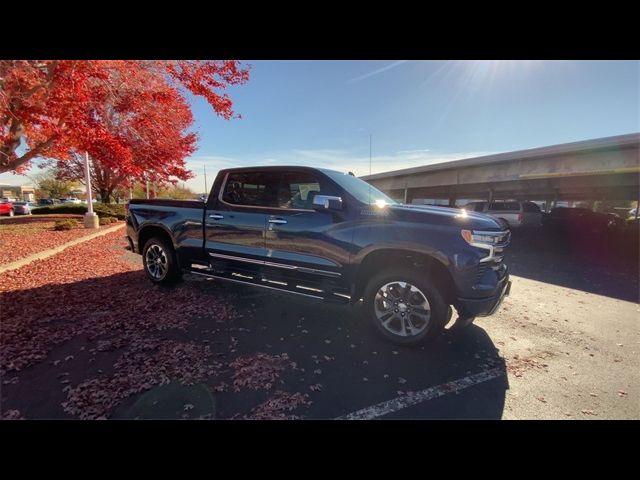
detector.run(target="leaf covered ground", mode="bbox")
[0,215,118,266]
[0,229,313,419]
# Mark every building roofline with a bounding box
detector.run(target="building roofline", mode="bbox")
[360,133,640,181]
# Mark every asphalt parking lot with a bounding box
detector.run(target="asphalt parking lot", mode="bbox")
[2,226,638,419]
[134,227,639,419]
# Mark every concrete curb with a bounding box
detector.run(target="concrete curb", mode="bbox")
[0,223,125,275]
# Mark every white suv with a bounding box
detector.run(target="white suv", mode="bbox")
[464,201,542,228]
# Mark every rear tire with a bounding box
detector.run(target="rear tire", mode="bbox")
[363,268,448,346]
[142,237,181,285]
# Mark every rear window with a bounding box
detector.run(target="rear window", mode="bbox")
[522,202,541,213]
[489,202,520,211]
[221,171,281,208]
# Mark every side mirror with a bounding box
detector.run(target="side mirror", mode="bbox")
[312,195,343,211]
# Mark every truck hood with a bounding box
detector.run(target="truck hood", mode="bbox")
[387,204,506,231]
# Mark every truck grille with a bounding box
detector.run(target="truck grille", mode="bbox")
[476,262,489,281]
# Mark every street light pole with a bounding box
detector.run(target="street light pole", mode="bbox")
[83,151,99,229]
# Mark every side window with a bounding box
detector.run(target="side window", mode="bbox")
[522,202,541,213]
[474,202,486,213]
[489,202,520,211]
[278,172,324,209]
[221,171,281,208]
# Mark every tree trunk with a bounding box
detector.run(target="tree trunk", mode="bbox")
[99,189,110,203]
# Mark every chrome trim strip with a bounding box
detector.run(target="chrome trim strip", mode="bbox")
[333,292,352,300]
[208,251,342,278]
[231,272,254,280]
[262,279,288,286]
[296,285,324,293]
[208,251,264,265]
[298,266,341,278]
[265,260,296,270]
[191,263,210,270]
[473,230,510,236]
[188,270,325,300]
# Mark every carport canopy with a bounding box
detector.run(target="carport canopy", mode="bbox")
[361,133,640,207]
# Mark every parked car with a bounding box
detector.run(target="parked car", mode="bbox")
[126,166,511,346]
[38,198,56,206]
[464,201,542,228]
[0,199,14,217]
[542,207,620,234]
[13,201,37,215]
[59,198,81,204]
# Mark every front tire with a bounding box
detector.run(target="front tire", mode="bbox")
[142,237,181,285]
[363,268,448,346]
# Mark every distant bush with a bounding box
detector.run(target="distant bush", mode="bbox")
[54,219,78,231]
[94,204,125,220]
[99,216,118,226]
[32,203,126,220]
[33,205,86,216]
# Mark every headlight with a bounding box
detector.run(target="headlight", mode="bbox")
[461,230,498,246]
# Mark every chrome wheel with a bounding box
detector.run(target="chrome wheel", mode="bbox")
[145,244,168,280]
[373,281,431,337]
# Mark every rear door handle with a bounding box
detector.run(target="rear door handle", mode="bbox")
[209,214,224,220]
[268,218,287,225]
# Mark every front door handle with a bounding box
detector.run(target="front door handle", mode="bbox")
[209,214,224,220]
[268,218,287,225]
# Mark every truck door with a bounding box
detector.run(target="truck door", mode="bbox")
[204,170,280,273]
[262,170,351,295]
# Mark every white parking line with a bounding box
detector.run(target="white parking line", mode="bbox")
[336,367,505,420]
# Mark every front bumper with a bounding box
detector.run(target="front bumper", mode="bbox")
[456,274,511,317]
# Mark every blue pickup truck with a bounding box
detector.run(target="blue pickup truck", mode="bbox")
[126,166,511,346]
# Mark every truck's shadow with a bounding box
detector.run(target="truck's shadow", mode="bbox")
[1,269,507,420]
[203,278,508,420]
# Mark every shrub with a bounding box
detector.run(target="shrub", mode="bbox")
[54,219,78,231]
[32,203,127,220]
[33,205,86,216]
[94,204,126,220]
[99,216,119,225]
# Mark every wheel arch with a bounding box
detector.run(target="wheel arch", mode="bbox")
[352,248,456,305]
[138,224,176,255]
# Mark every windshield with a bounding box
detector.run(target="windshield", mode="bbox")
[322,170,398,205]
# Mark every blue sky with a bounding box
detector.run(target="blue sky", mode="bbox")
[2,60,638,192]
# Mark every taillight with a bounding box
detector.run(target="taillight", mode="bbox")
[518,213,523,222]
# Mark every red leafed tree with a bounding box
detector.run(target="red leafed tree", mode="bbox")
[0,61,249,189]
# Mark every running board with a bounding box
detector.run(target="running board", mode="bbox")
[187,266,350,304]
